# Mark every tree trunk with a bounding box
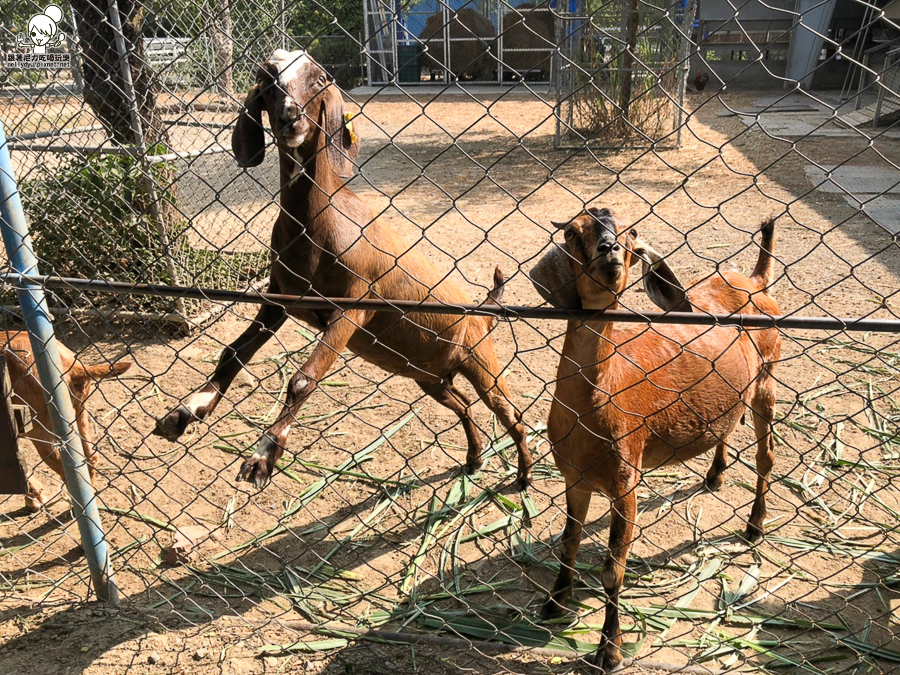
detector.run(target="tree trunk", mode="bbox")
[69,0,166,147]
[69,0,182,293]
[619,0,640,125]
[204,0,235,98]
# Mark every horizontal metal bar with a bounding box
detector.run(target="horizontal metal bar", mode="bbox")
[3,273,899,333]
[145,145,232,164]
[7,124,107,143]
[5,142,237,163]
[166,120,235,129]
[0,305,207,325]
[6,143,135,156]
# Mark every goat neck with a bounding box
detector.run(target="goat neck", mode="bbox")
[557,309,618,397]
[279,101,343,201]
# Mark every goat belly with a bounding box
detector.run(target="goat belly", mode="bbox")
[636,358,753,469]
[344,311,471,378]
[605,326,753,471]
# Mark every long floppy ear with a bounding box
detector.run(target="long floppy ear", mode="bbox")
[232,84,265,168]
[324,84,361,179]
[529,246,581,310]
[631,239,692,313]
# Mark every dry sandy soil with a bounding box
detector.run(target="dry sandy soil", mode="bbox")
[1,85,900,675]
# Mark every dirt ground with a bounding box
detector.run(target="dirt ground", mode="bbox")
[2,86,900,675]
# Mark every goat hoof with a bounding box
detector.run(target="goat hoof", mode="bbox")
[25,488,46,513]
[154,405,195,441]
[704,474,724,491]
[745,522,765,543]
[587,647,624,673]
[463,459,483,476]
[236,454,273,490]
[514,471,532,492]
[23,499,44,515]
[540,597,567,621]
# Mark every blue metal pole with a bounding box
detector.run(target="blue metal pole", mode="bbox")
[0,120,119,604]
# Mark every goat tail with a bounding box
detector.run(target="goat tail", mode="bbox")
[488,267,506,306]
[76,360,132,383]
[751,217,777,290]
[485,267,507,328]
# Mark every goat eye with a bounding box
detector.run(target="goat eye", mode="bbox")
[317,75,327,86]
[630,229,637,238]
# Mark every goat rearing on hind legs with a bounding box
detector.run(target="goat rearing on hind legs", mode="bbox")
[530,208,780,671]
[153,50,533,490]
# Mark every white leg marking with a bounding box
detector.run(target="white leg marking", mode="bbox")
[187,390,216,416]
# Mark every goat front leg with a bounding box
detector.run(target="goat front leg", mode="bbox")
[237,311,365,489]
[592,487,637,673]
[541,484,592,619]
[154,300,287,441]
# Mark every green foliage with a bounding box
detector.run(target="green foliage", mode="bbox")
[20,152,180,308]
[141,0,364,90]
[285,1,364,88]
[283,1,362,39]
[0,0,49,33]
[0,69,45,87]
[19,151,271,313]
[141,0,362,43]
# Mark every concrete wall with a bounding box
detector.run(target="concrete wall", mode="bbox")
[693,0,795,89]
[699,0,795,22]
[693,0,874,90]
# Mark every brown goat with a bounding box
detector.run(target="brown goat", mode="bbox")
[529,209,779,671]
[420,8,497,81]
[2,332,132,512]
[153,49,533,489]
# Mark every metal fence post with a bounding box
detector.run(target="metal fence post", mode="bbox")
[65,8,85,94]
[107,0,188,327]
[0,119,119,604]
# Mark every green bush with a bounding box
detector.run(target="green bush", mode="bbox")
[19,150,182,309]
[19,150,271,315]
[0,68,47,88]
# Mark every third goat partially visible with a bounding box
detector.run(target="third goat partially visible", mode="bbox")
[2,332,132,512]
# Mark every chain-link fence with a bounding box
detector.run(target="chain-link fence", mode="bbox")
[1,0,900,673]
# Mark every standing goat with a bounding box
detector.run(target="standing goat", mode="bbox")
[2,332,131,512]
[529,208,779,671]
[153,50,533,489]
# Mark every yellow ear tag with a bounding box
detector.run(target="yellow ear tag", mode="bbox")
[343,112,358,145]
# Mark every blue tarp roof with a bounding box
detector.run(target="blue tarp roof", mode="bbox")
[394,1,583,43]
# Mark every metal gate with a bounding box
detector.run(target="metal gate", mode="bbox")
[554,0,696,147]
[365,0,557,85]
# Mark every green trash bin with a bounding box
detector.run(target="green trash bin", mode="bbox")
[397,44,421,83]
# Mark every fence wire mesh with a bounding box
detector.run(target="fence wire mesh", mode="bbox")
[1,0,900,673]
